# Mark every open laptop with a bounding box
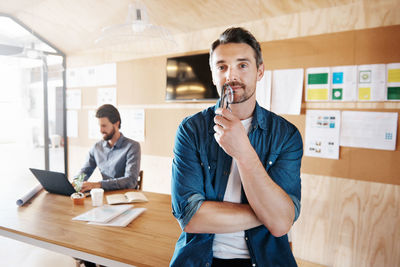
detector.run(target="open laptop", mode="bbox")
[29,168,76,196]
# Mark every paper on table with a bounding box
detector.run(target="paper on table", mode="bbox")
[88,208,147,227]
[16,184,43,206]
[72,204,133,223]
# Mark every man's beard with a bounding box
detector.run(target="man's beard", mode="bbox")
[103,127,115,141]
[227,81,255,104]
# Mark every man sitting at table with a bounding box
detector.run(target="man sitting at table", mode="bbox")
[74,104,141,192]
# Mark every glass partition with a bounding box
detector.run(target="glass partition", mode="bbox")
[0,15,66,196]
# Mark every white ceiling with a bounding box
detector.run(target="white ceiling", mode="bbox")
[0,0,356,57]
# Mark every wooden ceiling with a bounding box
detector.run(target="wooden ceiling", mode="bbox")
[0,0,356,57]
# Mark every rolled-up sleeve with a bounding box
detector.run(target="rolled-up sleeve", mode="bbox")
[268,127,303,222]
[78,146,97,180]
[171,120,206,230]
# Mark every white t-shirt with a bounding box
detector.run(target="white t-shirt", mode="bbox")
[212,117,253,259]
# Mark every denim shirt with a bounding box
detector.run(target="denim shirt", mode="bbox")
[77,133,141,191]
[170,102,303,267]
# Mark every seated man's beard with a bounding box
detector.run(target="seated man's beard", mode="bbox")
[103,128,115,141]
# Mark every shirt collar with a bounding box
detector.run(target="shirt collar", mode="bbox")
[251,102,269,131]
[102,132,125,148]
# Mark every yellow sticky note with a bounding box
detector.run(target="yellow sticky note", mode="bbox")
[358,87,371,100]
[307,88,328,100]
[388,69,400,83]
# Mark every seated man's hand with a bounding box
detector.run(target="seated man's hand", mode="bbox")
[80,181,101,192]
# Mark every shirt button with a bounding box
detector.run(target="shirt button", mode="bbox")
[252,264,256,267]
[245,237,248,240]
[269,161,272,165]
[206,263,210,267]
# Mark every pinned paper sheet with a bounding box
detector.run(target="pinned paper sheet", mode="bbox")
[270,68,303,115]
[340,111,398,151]
[387,63,400,101]
[88,110,102,140]
[97,87,116,106]
[67,63,116,88]
[67,110,78,137]
[357,64,386,101]
[256,70,271,110]
[119,109,145,142]
[304,110,341,159]
[66,89,81,109]
[306,67,330,101]
[330,65,357,101]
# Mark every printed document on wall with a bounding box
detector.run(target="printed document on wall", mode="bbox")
[66,89,81,109]
[340,111,398,150]
[256,70,271,110]
[67,110,78,138]
[306,67,330,101]
[305,110,341,159]
[97,87,116,106]
[271,68,303,114]
[88,110,102,140]
[357,64,386,101]
[119,109,145,142]
[387,63,400,101]
[331,65,357,101]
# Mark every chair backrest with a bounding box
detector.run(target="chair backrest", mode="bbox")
[136,170,143,190]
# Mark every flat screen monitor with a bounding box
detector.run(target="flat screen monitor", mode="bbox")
[166,53,219,101]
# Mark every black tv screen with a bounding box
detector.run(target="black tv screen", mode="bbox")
[166,53,219,101]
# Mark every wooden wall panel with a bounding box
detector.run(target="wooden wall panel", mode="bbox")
[117,57,167,105]
[292,174,400,267]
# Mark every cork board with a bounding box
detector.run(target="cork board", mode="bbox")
[260,25,400,185]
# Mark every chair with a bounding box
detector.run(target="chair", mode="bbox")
[136,170,143,190]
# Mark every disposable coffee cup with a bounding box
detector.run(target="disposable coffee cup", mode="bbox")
[90,188,104,206]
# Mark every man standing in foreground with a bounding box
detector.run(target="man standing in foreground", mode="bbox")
[170,27,303,267]
[75,104,141,192]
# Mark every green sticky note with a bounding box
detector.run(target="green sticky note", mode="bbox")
[387,87,400,100]
[332,88,343,100]
[308,73,328,84]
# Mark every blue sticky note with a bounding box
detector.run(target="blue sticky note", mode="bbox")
[332,72,343,84]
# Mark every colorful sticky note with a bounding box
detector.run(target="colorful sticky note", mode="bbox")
[307,88,329,101]
[387,87,400,100]
[332,72,343,84]
[308,73,328,85]
[332,88,343,100]
[388,69,400,83]
[358,87,371,100]
[359,70,371,83]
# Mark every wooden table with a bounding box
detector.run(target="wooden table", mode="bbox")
[0,190,181,267]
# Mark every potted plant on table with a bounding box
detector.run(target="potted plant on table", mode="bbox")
[71,173,86,205]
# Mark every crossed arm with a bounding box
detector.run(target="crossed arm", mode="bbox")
[184,108,297,237]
